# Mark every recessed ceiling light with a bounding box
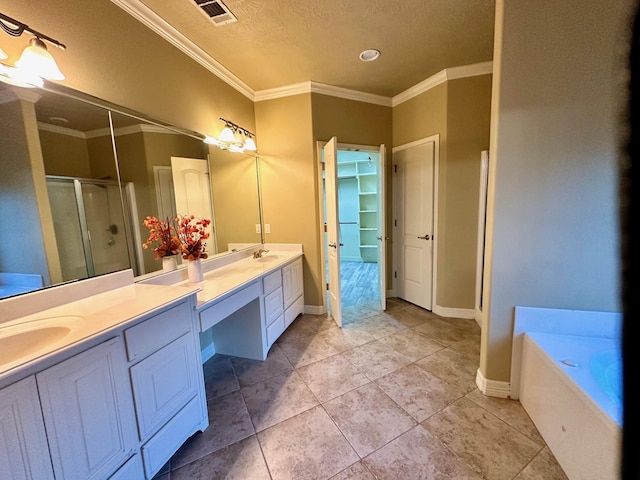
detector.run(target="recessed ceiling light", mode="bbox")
[359,49,380,62]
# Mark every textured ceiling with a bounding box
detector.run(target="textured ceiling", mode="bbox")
[137,0,496,97]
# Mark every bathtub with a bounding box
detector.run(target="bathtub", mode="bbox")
[520,331,622,480]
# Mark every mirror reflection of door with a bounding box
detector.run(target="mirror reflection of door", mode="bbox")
[170,156,216,255]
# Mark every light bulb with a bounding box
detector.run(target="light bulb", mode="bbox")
[218,126,236,143]
[243,137,257,151]
[16,37,65,80]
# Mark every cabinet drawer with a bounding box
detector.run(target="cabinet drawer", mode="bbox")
[108,454,144,480]
[285,295,304,327]
[199,281,262,332]
[263,270,282,295]
[264,286,284,326]
[266,314,286,347]
[141,396,203,479]
[129,333,199,441]
[124,301,191,362]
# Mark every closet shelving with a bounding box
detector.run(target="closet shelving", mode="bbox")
[337,159,378,263]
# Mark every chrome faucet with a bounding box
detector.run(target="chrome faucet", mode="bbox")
[253,248,270,259]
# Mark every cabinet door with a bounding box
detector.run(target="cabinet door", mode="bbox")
[36,337,137,480]
[0,376,55,480]
[130,333,200,441]
[283,259,304,310]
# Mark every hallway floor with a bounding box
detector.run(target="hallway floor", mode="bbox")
[155,298,568,480]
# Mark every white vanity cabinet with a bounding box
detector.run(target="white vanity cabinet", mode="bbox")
[0,376,55,480]
[124,297,207,479]
[263,270,285,348]
[282,258,304,327]
[36,337,138,480]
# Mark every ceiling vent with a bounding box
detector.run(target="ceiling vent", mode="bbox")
[193,0,237,26]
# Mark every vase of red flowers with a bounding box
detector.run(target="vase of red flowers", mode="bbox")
[177,214,211,283]
[142,216,181,271]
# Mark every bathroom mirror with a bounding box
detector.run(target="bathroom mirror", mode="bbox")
[0,80,263,300]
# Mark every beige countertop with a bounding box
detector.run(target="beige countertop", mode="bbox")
[176,250,303,310]
[0,283,199,388]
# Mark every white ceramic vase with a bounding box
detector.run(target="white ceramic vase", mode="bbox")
[162,255,177,272]
[187,259,204,283]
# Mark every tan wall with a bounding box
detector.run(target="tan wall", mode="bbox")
[39,130,91,178]
[209,151,262,251]
[481,0,630,383]
[254,95,319,304]
[441,75,492,308]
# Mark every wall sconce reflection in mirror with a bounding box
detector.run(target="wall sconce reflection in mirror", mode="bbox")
[205,117,257,153]
[0,12,66,88]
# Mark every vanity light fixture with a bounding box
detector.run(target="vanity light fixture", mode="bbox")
[206,117,257,153]
[0,12,66,87]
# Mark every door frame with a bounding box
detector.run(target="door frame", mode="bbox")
[391,134,440,310]
[316,140,386,315]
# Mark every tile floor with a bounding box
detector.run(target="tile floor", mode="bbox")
[155,298,569,480]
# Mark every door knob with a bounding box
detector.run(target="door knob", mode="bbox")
[417,234,430,240]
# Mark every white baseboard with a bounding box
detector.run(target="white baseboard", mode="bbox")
[304,304,326,315]
[432,304,476,320]
[475,368,511,398]
[200,343,216,364]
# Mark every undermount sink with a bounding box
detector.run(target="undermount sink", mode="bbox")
[0,316,84,367]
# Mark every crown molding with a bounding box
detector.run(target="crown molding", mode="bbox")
[38,122,86,139]
[392,61,493,107]
[110,0,255,100]
[254,81,392,106]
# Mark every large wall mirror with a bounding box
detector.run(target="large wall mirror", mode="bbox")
[0,80,263,300]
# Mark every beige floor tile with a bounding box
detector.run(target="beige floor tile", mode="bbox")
[170,390,254,470]
[465,388,545,445]
[378,329,445,361]
[449,332,482,359]
[342,340,413,380]
[317,323,378,351]
[170,436,271,480]
[412,316,470,346]
[329,461,376,479]
[241,370,319,431]
[231,344,293,387]
[514,447,569,480]
[375,363,469,422]
[415,347,479,392]
[258,405,359,480]
[386,304,439,327]
[348,312,410,339]
[277,332,344,367]
[363,424,483,480]
[422,397,543,480]
[324,383,416,457]
[203,354,239,400]
[297,354,371,403]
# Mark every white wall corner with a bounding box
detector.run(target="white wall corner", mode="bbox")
[475,368,511,398]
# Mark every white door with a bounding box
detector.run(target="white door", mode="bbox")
[394,141,435,310]
[324,137,342,327]
[170,157,216,254]
[376,144,387,311]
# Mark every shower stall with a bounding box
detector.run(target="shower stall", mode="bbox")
[46,176,132,282]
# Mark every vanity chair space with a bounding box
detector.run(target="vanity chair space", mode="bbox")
[142,244,305,362]
[0,271,208,480]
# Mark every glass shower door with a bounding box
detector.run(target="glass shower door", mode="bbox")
[47,177,131,281]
